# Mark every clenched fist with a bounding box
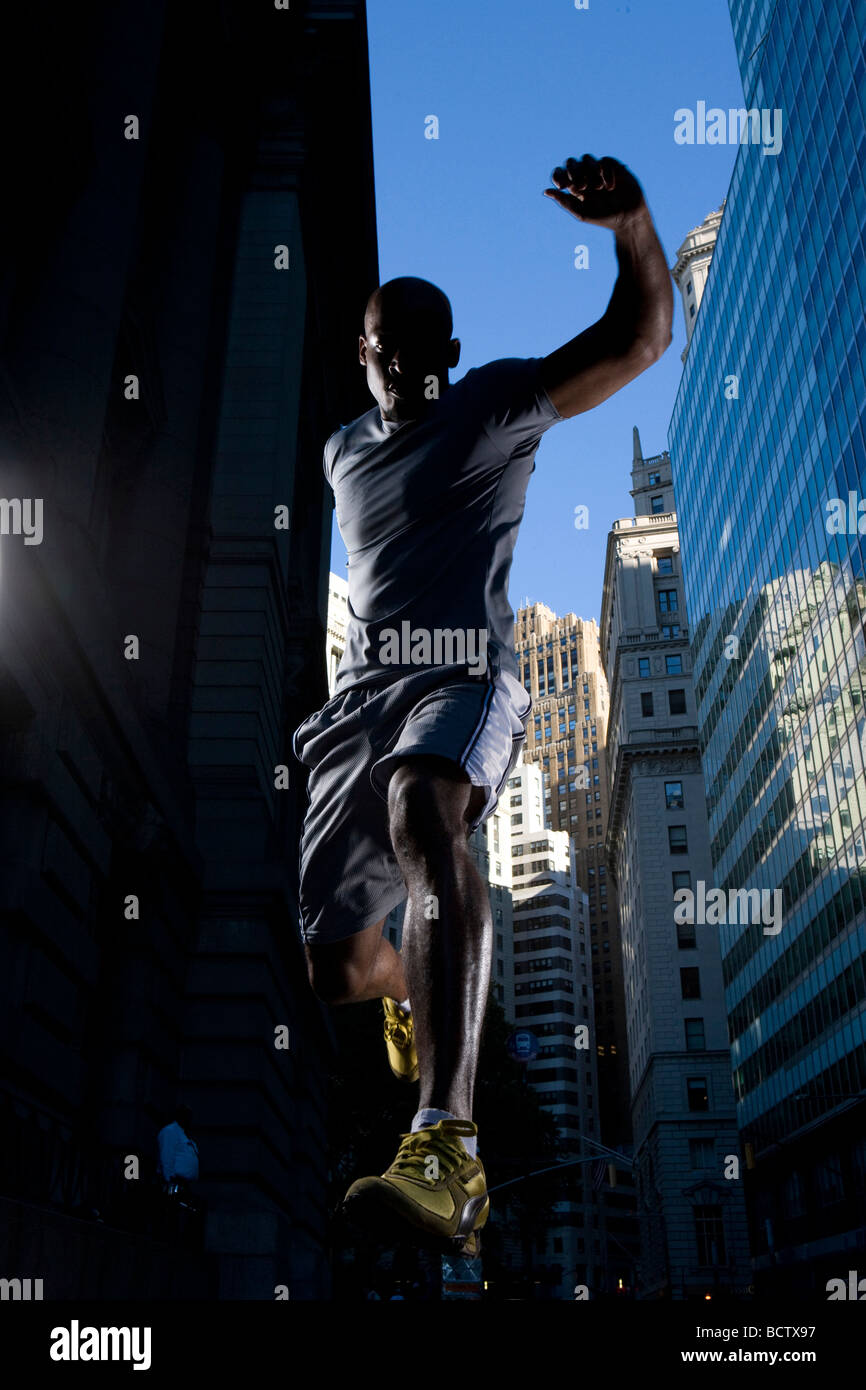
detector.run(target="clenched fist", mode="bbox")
[544,153,647,232]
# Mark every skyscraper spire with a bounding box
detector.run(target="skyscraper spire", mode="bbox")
[632,425,643,466]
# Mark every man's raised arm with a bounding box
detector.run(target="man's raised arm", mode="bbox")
[540,153,673,419]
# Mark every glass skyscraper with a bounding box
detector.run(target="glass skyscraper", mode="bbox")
[668,0,866,1293]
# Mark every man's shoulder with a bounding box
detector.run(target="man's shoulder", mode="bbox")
[455,354,559,423]
[326,405,380,452]
[456,356,545,394]
[324,406,381,479]
[454,355,562,452]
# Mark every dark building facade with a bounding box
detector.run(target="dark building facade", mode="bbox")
[0,0,377,1298]
[668,0,866,1294]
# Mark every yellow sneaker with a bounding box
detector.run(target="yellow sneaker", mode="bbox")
[383,997,419,1083]
[341,1118,488,1254]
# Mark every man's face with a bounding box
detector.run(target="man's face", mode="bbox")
[359,295,458,422]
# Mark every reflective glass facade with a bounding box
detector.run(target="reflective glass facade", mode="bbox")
[668,0,866,1179]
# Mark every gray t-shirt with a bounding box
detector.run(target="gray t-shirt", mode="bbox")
[326,356,562,692]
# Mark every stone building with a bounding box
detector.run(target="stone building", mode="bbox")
[601,429,751,1298]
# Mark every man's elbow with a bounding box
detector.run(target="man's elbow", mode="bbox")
[633,329,672,368]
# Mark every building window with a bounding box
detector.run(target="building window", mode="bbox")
[658,589,678,613]
[638,657,650,677]
[656,555,673,574]
[689,1138,714,1169]
[668,688,687,715]
[669,825,688,854]
[665,654,682,674]
[650,494,665,514]
[648,471,661,485]
[814,1155,845,1207]
[660,625,680,638]
[851,1138,866,1196]
[781,1170,806,1218]
[694,1206,726,1265]
[677,920,696,948]
[685,1018,705,1050]
[680,967,701,999]
[665,780,684,809]
[641,691,653,717]
[687,1077,709,1111]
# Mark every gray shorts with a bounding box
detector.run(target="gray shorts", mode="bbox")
[291,662,531,945]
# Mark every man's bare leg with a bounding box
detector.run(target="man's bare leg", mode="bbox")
[386,755,490,1120]
[304,753,489,1120]
[332,755,490,1248]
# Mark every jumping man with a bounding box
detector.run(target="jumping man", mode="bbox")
[292,153,673,1254]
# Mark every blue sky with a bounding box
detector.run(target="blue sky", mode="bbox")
[330,0,744,623]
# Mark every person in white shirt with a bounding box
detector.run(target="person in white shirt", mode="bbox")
[157,1105,199,1185]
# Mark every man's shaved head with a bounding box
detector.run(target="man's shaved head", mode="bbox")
[364,276,453,340]
[359,276,460,423]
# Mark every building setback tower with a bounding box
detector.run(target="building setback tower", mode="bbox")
[671,203,724,362]
[668,0,866,1295]
[601,429,751,1299]
[515,606,631,1147]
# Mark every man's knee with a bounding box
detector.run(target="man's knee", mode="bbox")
[305,940,368,1005]
[387,758,474,864]
[304,916,387,1004]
